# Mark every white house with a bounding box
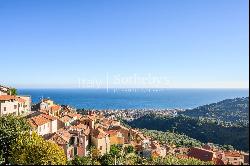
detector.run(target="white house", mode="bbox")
[0,95,31,116]
[28,113,58,136]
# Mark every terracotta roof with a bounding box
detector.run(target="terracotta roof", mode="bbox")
[16,97,26,103]
[50,105,61,112]
[188,147,214,161]
[49,129,72,145]
[106,130,118,136]
[41,113,57,121]
[92,128,108,139]
[70,123,88,130]
[28,113,56,127]
[224,151,241,158]
[0,95,16,101]
[0,95,26,103]
[59,115,72,123]
[70,123,90,135]
[67,112,82,119]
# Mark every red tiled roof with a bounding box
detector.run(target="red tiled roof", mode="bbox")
[50,105,61,112]
[0,95,16,101]
[188,147,214,162]
[28,113,56,127]
[224,151,241,158]
[49,129,71,145]
[92,128,107,139]
[0,95,26,103]
[59,115,72,123]
[106,130,118,136]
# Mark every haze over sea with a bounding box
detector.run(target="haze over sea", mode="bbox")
[18,89,249,110]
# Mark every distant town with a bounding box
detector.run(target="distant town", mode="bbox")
[0,85,249,165]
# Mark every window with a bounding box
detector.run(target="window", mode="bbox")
[74,147,77,156]
[100,146,102,150]
[39,126,41,132]
[3,107,6,111]
[14,105,17,109]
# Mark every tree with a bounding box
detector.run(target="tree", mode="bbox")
[9,132,67,165]
[7,88,17,95]
[0,115,31,163]
[89,146,101,165]
[68,156,92,165]
[110,144,122,157]
[159,155,213,165]
[124,145,134,154]
[100,154,114,165]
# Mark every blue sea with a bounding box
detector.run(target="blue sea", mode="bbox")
[18,89,249,110]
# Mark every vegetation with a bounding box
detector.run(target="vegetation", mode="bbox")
[69,144,212,165]
[7,88,17,95]
[0,115,67,165]
[182,97,249,126]
[9,132,67,165]
[141,129,203,148]
[67,156,92,165]
[152,155,213,165]
[0,115,31,163]
[126,114,249,151]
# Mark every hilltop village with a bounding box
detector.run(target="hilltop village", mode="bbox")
[0,85,249,165]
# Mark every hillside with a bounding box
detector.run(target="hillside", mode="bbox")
[125,97,249,152]
[182,97,249,125]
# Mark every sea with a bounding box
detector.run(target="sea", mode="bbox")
[17,88,249,110]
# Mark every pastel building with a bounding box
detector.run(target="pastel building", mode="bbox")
[28,113,58,136]
[0,95,31,116]
[91,128,110,155]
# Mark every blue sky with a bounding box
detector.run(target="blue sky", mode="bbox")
[0,0,249,88]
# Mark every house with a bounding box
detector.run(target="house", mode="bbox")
[17,95,32,114]
[58,115,73,128]
[80,116,95,131]
[48,129,75,160]
[188,147,216,162]
[0,95,31,116]
[68,123,90,157]
[224,151,244,165]
[28,113,58,136]
[110,125,131,144]
[91,128,110,155]
[49,105,62,117]
[242,152,249,165]
[150,141,167,158]
[49,123,90,160]
[0,85,9,95]
[106,130,125,146]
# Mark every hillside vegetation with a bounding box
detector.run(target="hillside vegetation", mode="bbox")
[182,97,249,125]
[126,97,249,152]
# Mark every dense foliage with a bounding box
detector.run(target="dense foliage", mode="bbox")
[0,115,31,163]
[182,97,249,126]
[0,115,68,165]
[68,145,213,165]
[9,132,67,165]
[152,155,213,165]
[141,129,203,148]
[7,88,17,95]
[127,114,249,151]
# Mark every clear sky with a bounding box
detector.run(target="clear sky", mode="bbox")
[0,0,249,88]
